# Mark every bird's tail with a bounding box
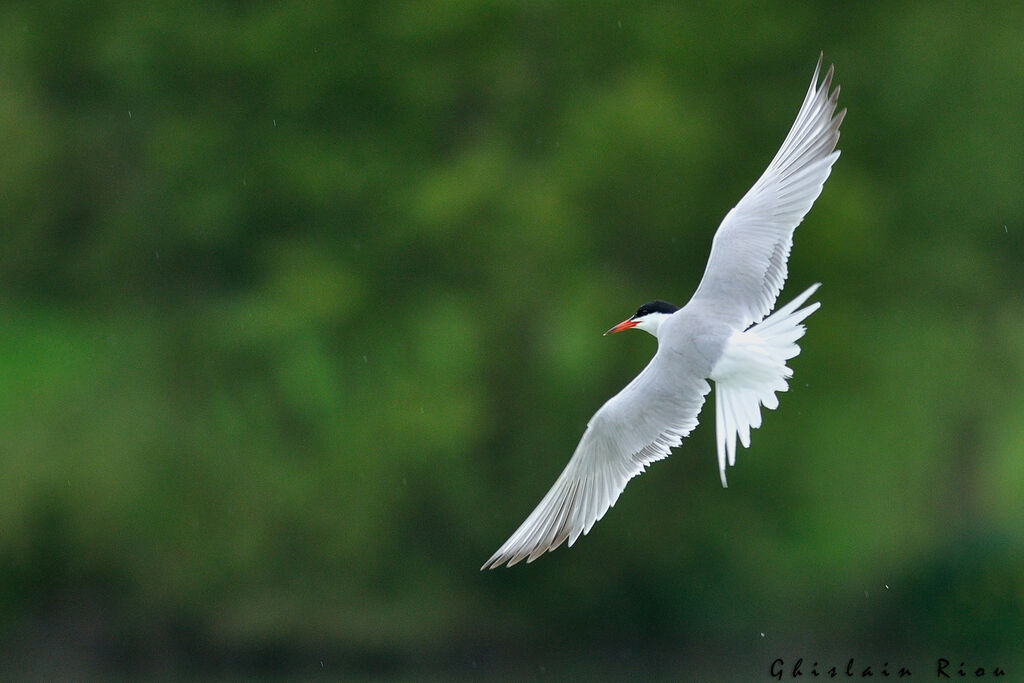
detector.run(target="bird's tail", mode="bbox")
[709,284,820,487]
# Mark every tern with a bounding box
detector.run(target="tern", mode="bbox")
[482,57,844,570]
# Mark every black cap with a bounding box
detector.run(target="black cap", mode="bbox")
[633,300,679,319]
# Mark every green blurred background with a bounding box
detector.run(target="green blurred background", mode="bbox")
[2,1,1023,680]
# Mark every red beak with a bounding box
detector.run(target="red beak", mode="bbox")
[604,318,638,335]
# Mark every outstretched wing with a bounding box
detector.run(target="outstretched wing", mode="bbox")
[482,350,710,569]
[691,56,844,329]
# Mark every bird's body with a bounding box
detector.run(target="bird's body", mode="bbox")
[483,57,844,570]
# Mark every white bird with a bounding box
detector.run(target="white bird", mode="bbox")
[482,57,844,570]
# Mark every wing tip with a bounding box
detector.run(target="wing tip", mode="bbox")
[481,540,563,570]
[481,549,528,570]
[811,54,840,110]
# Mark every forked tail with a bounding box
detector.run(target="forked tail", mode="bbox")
[709,284,820,487]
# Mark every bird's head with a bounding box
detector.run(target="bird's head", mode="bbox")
[604,300,679,339]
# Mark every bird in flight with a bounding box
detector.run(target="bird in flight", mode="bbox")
[483,56,844,569]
